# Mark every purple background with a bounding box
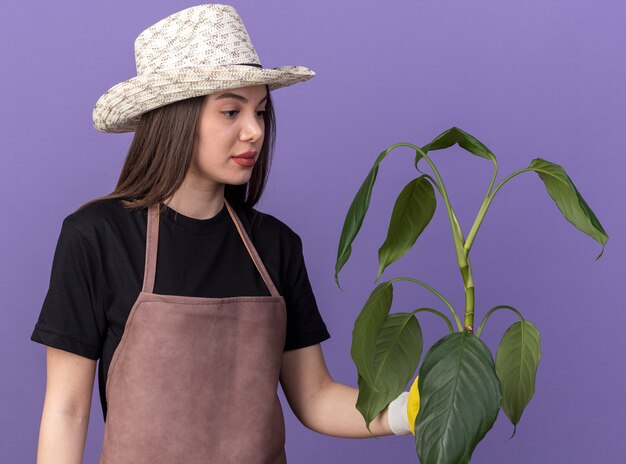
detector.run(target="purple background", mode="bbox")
[2,1,624,462]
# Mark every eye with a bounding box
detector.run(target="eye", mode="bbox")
[221,109,266,119]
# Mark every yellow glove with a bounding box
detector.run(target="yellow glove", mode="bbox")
[407,375,420,435]
[387,376,421,436]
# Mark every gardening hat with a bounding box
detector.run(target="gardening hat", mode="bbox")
[92,3,316,133]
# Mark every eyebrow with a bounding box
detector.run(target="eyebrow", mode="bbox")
[214,92,268,104]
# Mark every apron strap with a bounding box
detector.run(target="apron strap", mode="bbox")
[224,199,281,298]
[142,200,281,298]
[142,203,160,293]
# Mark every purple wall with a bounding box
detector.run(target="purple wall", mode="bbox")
[2,1,624,462]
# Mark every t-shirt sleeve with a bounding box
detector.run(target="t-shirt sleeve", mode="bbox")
[30,219,106,360]
[282,231,331,351]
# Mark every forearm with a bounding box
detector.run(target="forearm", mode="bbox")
[36,406,90,464]
[303,380,393,438]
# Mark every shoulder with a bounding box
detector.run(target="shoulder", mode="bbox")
[238,203,302,247]
[60,197,143,242]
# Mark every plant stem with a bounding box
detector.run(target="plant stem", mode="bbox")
[404,143,475,332]
[460,167,534,332]
[384,145,535,334]
[464,285,475,333]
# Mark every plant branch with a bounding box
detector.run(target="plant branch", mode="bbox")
[465,168,535,253]
[410,307,455,334]
[475,304,524,338]
[389,276,463,332]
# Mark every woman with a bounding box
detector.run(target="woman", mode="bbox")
[30,4,417,463]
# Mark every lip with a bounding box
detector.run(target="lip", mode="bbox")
[232,151,257,159]
[231,151,257,167]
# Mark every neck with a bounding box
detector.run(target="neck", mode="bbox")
[163,180,226,220]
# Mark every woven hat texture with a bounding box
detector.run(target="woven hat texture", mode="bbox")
[93,4,315,133]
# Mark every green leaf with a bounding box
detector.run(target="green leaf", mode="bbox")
[335,148,395,288]
[414,126,497,170]
[355,312,423,433]
[529,158,608,260]
[495,320,541,435]
[371,312,423,392]
[376,176,436,281]
[351,281,393,387]
[414,332,501,464]
[355,374,390,437]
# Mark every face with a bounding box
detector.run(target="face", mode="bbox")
[189,84,267,188]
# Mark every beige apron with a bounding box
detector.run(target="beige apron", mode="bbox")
[98,199,288,463]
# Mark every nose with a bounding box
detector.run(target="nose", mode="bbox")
[240,110,264,143]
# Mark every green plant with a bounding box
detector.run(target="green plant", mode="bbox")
[335,127,608,464]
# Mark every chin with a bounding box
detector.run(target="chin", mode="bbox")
[225,173,253,186]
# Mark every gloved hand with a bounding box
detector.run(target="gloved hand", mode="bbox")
[387,376,420,435]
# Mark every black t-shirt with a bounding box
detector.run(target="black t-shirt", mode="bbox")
[30,197,331,420]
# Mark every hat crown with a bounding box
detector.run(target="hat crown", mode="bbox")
[133,4,260,75]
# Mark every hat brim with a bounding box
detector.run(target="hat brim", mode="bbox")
[92,64,315,133]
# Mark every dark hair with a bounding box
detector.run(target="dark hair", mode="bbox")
[79,84,276,213]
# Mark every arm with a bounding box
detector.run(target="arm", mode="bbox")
[35,346,97,464]
[279,343,393,438]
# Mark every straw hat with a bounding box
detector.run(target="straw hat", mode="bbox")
[92,4,316,133]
